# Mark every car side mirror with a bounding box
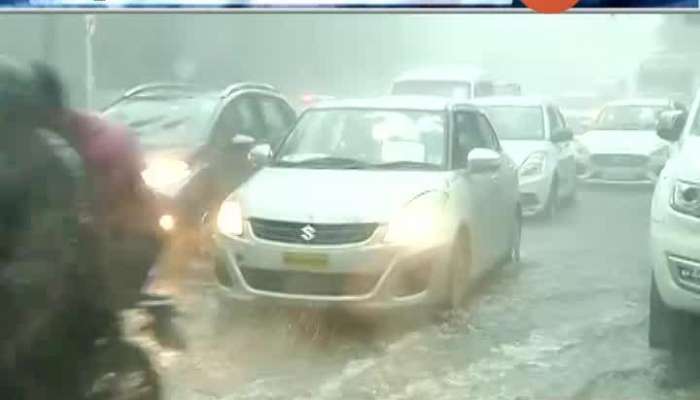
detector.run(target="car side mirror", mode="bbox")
[657,110,686,142]
[551,127,574,142]
[231,134,256,146]
[467,148,501,173]
[248,143,273,167]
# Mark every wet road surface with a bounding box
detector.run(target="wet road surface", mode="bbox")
[130,185,700,400]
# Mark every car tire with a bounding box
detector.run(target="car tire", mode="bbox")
[648,274,700,355]
[649,274,673,349]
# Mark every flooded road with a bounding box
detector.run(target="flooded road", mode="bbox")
[134,186,700,400]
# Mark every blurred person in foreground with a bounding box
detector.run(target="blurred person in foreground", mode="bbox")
[32,63,185,349]
[0,57,163,399]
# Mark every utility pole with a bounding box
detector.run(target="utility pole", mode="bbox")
[85,15,96,109]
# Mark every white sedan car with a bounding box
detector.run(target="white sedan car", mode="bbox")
[213,96,520,313]
[649,90,700,357]
[574,98,679,184]
[474,96,577,218]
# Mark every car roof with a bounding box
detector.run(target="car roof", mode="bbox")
[604,97,672,107]
[105,82,282,111]
[471,95,551,107]
[393,65,491,83]
[309,95,478,112]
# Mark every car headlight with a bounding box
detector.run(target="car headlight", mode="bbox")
[384,192,448,244]
[519,152,547,178]
[671,180,700,218]
[217,198,244,237]
[141,158,191,193]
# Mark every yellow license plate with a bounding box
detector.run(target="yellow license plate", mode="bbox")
[283,252,329,270]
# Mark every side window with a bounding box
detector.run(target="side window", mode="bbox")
[452,111,488,168]
[259,96,296,147]
[474,81,494,98]
[547,107,563,132]
[476,114,500,151]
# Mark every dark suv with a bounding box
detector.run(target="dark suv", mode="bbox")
[102,82,297,234]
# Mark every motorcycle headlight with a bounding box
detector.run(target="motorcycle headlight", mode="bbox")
[217,198,244,237]
[141,159,191,194]
[384,192,448,245]
[671,181,700,218]
[519,152,547,178]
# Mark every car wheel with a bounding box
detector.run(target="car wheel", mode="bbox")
[509,210,522,263]
[648,274,700,356]
[649,274,673,349]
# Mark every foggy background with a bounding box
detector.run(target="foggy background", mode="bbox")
[0,14,692,109]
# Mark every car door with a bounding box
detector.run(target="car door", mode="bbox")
[208,93,266,201]
[547,106,576,196]
[451,109,499,275]
[476,112,518,260]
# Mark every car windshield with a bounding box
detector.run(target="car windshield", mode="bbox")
[481,105,545,140]
[103,95,218,148]
[594,105,666,130]
[391,80,472,99]
[275,108,447,169]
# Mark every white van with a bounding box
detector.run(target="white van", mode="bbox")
[390,66,495,100]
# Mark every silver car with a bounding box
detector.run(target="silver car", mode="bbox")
[213,96,521,313]
[574,98,682,184]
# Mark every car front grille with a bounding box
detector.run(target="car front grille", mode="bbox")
[239,267,381,296]
[590,154,648,167]
[249,219,378,245]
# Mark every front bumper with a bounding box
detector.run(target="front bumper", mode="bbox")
[577,155,663,186]
[213,223,452,312]
[518,174,552,216]
[651,207,700,314]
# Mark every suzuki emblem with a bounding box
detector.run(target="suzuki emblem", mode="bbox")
[300,225,316,241]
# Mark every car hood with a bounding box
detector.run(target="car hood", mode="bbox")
[671,136,700,183]
[500,140,551,166]
[237,167,453,224]
[576,130,667,155]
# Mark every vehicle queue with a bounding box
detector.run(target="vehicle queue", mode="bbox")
[100,64,688,363]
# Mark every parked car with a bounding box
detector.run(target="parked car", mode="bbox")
[649,89,700,361]
[574,98,682,184]
[390,65,495,100]
[212,96,521,314]
[473,96,577,218]
[102,82,297,234]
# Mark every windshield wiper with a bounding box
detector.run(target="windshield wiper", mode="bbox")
[371,161,442,170]
[276,156,369,169]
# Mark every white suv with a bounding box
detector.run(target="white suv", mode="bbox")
[649,89,700,355]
